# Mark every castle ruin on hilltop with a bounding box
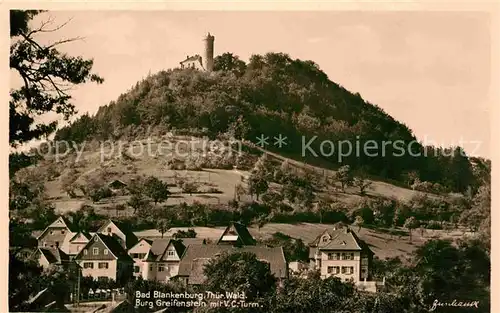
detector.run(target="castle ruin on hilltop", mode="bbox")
[179,32,215,72]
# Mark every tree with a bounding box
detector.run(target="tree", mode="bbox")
[234,183,246,201]
[182,181,199,195]
[353,215,364,233]
[247,173,269,201]
[252,153,273,180]
[336,165,353,192]
[353,176,372,195]
[127,193,149,215]
[404,216,419,242]
[204,252,276,304]
[143,176,170,206]
[60,168,79,198]
[156,218,171,238]
[313,200,329,223]
[10,10,103,147]
[9,252,43,311]
[173,229,197,239]
[213,52,247,77]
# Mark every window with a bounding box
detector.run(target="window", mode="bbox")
[361,258,368,266]
[341,266,347,274]
[167,250,175,257]
[98,262,109,269]
[84,249,88,255]
[107,227,112,233]
[328,253,334,260]
[104,249,109,255]
[61,230,65,235]
[83,262,94,269]
[322,236,328,242]
[134,266,140,273]
[55,242,59,248]
[158,264,165,272]
[350,267,354,274]
[43,242,47,247]
[327,266,334,274]
[334,266,340,274]
[93,248,99,255]
[149,264,154,271]
[50,231,53,235]
[350,253,354,260]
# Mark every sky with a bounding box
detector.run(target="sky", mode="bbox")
[13,10,492,157]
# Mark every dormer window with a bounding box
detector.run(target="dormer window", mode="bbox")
[107,227,112,233]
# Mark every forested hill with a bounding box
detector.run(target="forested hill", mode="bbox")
[55,52,482,193]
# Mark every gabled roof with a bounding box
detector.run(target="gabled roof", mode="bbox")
[217,222,256,246]
[97,220,139,249]
[69,231,91,242]
[310,226,373,253]
[108,180,127,189]
[177,244,287,284]
[74,233,133,262]
[36,216,75,240]
[36,247,70,264]
[144,239,186,262]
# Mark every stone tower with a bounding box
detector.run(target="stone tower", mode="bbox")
[203,32,215,72]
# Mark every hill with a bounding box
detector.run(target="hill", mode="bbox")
[53,52,481,194]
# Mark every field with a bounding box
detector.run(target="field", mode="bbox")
[134,223,473,260]
[36,136,446,215]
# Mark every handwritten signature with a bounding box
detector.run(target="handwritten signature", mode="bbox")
[430,299,480,311]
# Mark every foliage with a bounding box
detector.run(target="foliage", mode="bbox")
[173,228,197,238]
[53,52,480,193]
[143,176,170,205]
[204,252,276,304]
[247,173,269,201]
[10,10,103,147]
[335,165,353,191]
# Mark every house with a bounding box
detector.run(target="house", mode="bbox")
[96,220,139,250]
[67,231,91,256]
[31,247,70,269]
[179,55,204,70]
[217,222,256,246]
[74,233,133,283]
[176,223,287,285]
[127,238,152,279]
[309,225,374,285]
[36,216,75,251]
[108,180,127,190]
[141,239,186,282]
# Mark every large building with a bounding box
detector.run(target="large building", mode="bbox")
[73,233,133,283]
[179,33,215,72]
[308,224,382,292]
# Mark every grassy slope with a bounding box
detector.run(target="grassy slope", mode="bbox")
[29,136,470,260]
[42,136,442,215]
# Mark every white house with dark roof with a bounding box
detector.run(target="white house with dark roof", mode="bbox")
[127,238,152,279]
[141,239,186,282]
[309,224,383,292]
